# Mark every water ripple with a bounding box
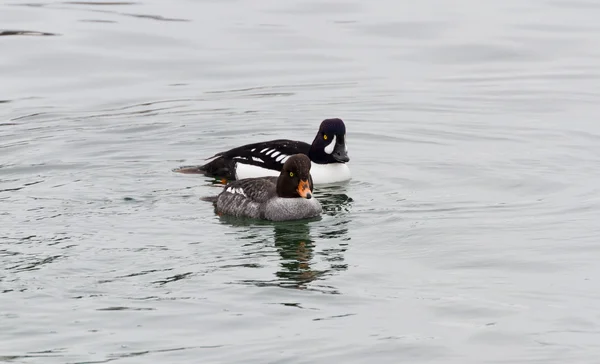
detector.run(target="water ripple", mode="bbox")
[2,0,600,362]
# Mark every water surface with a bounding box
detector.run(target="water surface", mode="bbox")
[2,0,600,363]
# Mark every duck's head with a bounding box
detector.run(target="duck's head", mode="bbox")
[277,154,314,199]
[308,118,349,164]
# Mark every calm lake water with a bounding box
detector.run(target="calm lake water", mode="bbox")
[2,0,600,363]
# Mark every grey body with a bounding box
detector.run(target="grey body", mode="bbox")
[214,177,322,221]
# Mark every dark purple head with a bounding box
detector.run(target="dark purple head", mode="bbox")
[308,118,349,164]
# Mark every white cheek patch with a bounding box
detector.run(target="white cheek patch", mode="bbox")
[324,135,337,154]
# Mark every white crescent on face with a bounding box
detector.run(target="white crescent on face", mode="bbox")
[324,135,336,154]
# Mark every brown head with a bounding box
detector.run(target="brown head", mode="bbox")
[276,154,314,199]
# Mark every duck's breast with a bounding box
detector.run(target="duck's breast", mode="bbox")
[309,162,351,184]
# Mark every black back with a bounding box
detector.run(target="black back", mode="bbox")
[197,139,311,179]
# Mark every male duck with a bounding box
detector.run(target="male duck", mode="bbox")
[175,118,350,184]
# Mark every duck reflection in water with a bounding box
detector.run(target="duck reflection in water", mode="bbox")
[214,185,353,293]
[272,222,323,288]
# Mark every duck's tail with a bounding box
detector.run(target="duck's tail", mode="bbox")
[172,164,208,174]
[173,153,237,180]
[200,195,218,203]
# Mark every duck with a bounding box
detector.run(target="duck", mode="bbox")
[174,118,350,184]
[204,154,322,221]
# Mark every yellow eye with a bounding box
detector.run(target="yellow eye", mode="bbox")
[323,134,328,140]
[289,172,294,177]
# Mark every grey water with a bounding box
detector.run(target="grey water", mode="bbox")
[2,0,600,363]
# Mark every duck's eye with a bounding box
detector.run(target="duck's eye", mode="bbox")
[289,172,294,177]
[323,134,328,140]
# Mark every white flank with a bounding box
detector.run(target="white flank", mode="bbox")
[235,163,280,179]
[324,135,336,154]
[235,159,351,184]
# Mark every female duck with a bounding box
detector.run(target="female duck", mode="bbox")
[208,154,322,221]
